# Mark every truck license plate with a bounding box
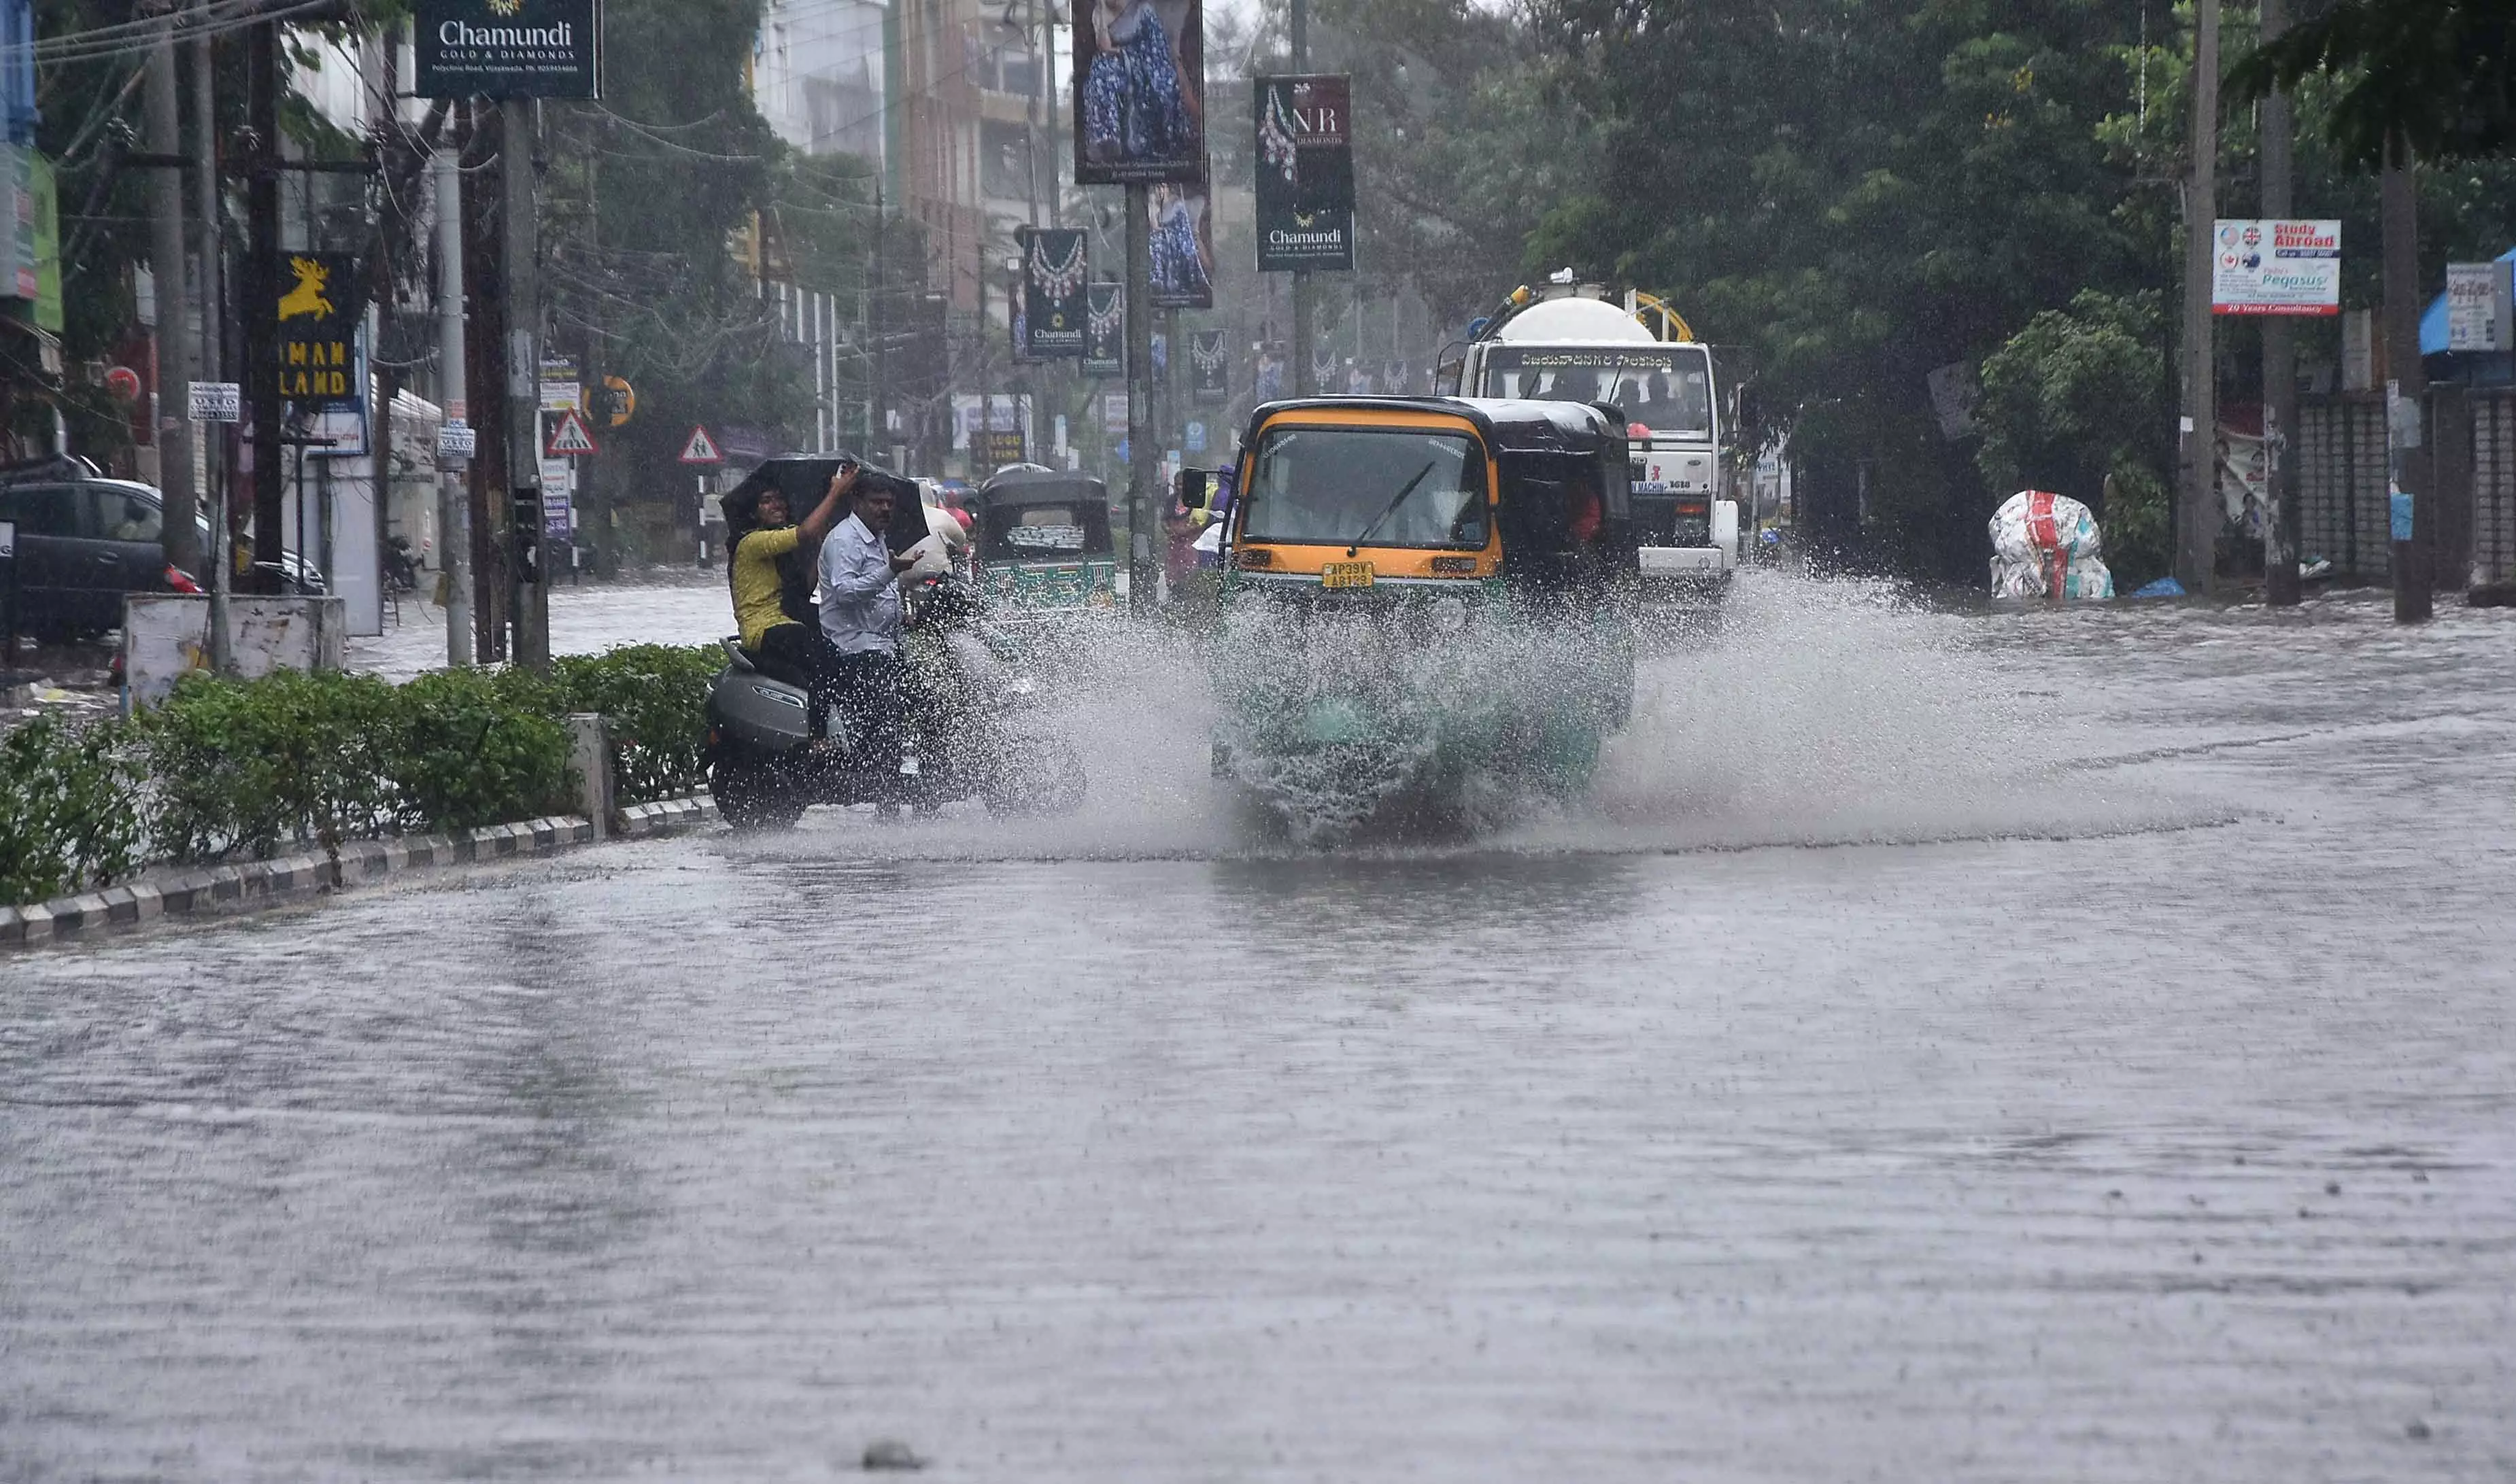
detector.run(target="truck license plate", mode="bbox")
[1320,561,1376,590]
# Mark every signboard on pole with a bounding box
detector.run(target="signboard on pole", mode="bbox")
[678,425,723,464]
[1070,0,1204,185]
[1254,75,1354,272]
[1083,282,1124,377]
[543,407,598,456]
[188,380,241,422]
[2445,260,2513,353]
[268,252,362,409]
[1021,227,1089,359]
[1190,328,1228,402]
[437,419,477,460]
[2211,219,2341,315]
[1148,177,1216,309]
[415,0,603,100]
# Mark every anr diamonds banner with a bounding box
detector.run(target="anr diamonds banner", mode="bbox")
[1254,75,1353,273]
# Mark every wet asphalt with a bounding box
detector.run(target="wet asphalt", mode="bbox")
[3,577,2512,1481]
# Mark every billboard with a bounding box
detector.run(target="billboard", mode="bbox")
[1191,329,1229,402]
[2211,219,2339,316]
[1254,75,1354,272]
[1072,0,1204,185]
[1149,178,1215,309]
[1083,282,1124,376]
[1021,228,1089,360]
[268,252,363,411]
[416,0,602,100]
[2445,261,2513,353]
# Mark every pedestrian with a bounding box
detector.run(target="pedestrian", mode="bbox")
[819,475,924,791]
[727,464,858,739]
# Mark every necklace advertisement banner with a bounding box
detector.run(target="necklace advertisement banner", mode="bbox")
[1072,0,1206,185]
[1021,228,1089,360]
[1191,329,1229,402]
[1255,74,1353,273]
[1084,282,1125,377]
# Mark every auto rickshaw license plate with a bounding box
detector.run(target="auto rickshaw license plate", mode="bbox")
[1320,561,1376,589]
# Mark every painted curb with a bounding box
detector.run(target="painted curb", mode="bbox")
[4,797,717,951]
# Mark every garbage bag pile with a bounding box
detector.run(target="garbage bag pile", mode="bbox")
[1989,489,2113,600]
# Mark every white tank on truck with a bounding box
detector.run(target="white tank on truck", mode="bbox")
[1448,283,1738,597]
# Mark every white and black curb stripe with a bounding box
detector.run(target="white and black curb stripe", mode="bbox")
[1,794,719,949]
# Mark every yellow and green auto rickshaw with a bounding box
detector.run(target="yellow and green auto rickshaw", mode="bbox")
[969,465,1120,615]
[1200,396,1639,840]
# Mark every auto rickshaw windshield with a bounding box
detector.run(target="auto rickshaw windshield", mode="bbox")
[1242,426,1489,549]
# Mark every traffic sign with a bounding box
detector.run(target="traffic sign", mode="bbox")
[437,420,477,461]
[603,375,636,427]
[678,425,724,464]
[545,408,598,457]
[188,381,241,422]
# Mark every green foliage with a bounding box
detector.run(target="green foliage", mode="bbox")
[544,644,721,805]
[386,669,576,831]
[0,716,141,905]
[137,670,403,863]
[1976,290,2169,498]
[2100,457,2174,590]
[2228,0,2516,169]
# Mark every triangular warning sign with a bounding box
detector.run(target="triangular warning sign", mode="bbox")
[545,408,598,457]
[678,425,723,464]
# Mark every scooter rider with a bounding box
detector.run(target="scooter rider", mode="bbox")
[819,477,923,789]
[730,463,859,736]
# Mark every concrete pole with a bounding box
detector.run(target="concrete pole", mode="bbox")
[144,17,199,579]
[2260,0,2300,606]
[2176,0,2218,595]
[245,20,284,595]
[1125,182,1155,602]
[2383,137,2432,623]
[191,25,230,672]
[433,146,472,665]
[1288,0,1312,397]
[501,97,549,667]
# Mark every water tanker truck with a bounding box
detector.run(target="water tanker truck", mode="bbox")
[1447,282,1738,604]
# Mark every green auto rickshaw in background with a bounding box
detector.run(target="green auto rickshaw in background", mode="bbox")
[970,465,1121,615]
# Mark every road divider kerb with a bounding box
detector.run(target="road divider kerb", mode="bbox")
[0,794,721,950]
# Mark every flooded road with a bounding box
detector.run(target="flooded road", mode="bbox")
[5,579,2513,1481]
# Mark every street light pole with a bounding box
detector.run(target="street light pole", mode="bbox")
[2176,0,2219,596]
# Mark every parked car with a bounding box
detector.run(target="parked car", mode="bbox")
[0,459,323,640]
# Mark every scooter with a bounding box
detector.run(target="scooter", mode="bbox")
[702,575,1086,829]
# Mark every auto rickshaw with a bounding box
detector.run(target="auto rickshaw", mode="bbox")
[969,464,1120,615]
[1197,396,1639,840]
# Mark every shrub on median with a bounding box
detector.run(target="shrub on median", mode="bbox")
[0,715,141,905]
[3,644,721,903]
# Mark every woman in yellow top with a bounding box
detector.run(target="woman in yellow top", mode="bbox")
[730,463,858,736]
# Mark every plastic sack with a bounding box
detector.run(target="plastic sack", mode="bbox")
[898,532,955,581]
[1989,489,2113,600]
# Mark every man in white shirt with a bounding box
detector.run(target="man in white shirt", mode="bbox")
[820,477,922,789]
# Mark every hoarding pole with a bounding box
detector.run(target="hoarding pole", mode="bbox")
[193,26,232,671]
[1288,0,1312,398]
[1125,182,1156,606]
[2176,0,2217,596]
[2384,136,2432,624]
[2260,0,2300,608]
[144,17,200,581]
[501,96,549,668]
[434,144,472,666]
[246,19,285,596]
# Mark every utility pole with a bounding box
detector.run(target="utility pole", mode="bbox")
[2384,135,2432,623]
[500,97,548,667]
[433,143,471,664]
[1288,0,1312,396]
[143,14,198,579]
[462,102,507,661]
[1125,182,1155,602]
[2175,0,2218,595]
[245,18,284,595]
[871,180,887,463]
[192,23,230,670]
[2260,0,2300,607]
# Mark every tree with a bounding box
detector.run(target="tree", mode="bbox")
[2228,0,2516,167]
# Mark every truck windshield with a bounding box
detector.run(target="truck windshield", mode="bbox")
[1242,427,1489,549]
[1480,345,1714,439]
